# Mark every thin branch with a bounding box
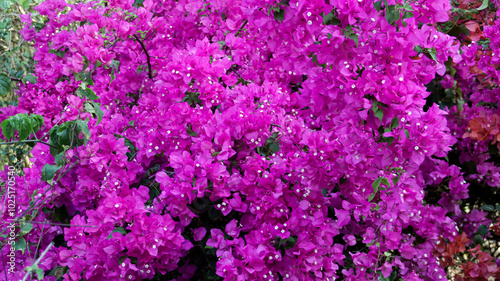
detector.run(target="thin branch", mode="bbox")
[143,24,165,41]
[0,161,80,237]
[33,220,47,265]
[235,19,248,37]
[227,65,251,84]
[373,221,383,280]
[133,35,153,79]
[28,221,98,228]
[21,242,53,281]
[41,115,64,142]
[0,140,57,149]
[104,37,120,49]
[1,245,6,281]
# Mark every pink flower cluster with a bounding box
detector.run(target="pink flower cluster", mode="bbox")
[1,0,500,280]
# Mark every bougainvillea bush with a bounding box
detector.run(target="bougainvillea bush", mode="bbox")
[1,0,500,279]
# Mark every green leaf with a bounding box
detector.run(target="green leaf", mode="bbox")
[349,33,359,47]
[94,104,104,125]
[390,117,399,128]
[41,164,61,182]
[114,134,137,161]
[15,237,26,254]
[187,124,199,137]
[20,223,33,236]
[110,68,116,84]
[274,9,285,22]
[7,114,32,141]
[311,54,318,64]
[18,120,31,141]
[428,47,437,61]
[1,119,14,140]
[217,40,226,50]
[323,10,341,26]
[379,270,399,281]
[54,152,66,166]
[372,177,383,191]
[381,177,390,189]
[321,188,328,196]
[473,234,483,245]
[22,74,37,85]
[481,205,495,212]
[374,0,383,12]
[76,119,91,144]
[17,0,30,10]
[478,224,489,236]
[117,256,127,266]
[374,109,384,122]
[49,48,67,58]
[133,0,144,7]
[402,12,414,19]
[269,142,280,152]
[107,227,127,239]
[34,266,44,280]
[404,129,410,139]
[0,0,14,10]
[342,25,353,38]
[85,101,104,124]
[477,0,489,10]
[110,60,120,70]
[378,136,394,145]
[414,45,424,53]
[368,193,376,202]
[283,235,297,249]
[457,98,465,113]
[403,3,414,11]
[31,115,44,133]
[14,70,24,79]
[55,122,74,146]
[85,72,94,86]
[385,2,399,25]
[392,176,400,186]
[0,74,12,96]
[74,70,85,81]
[488,142,499,157]
[77,87,99,100]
